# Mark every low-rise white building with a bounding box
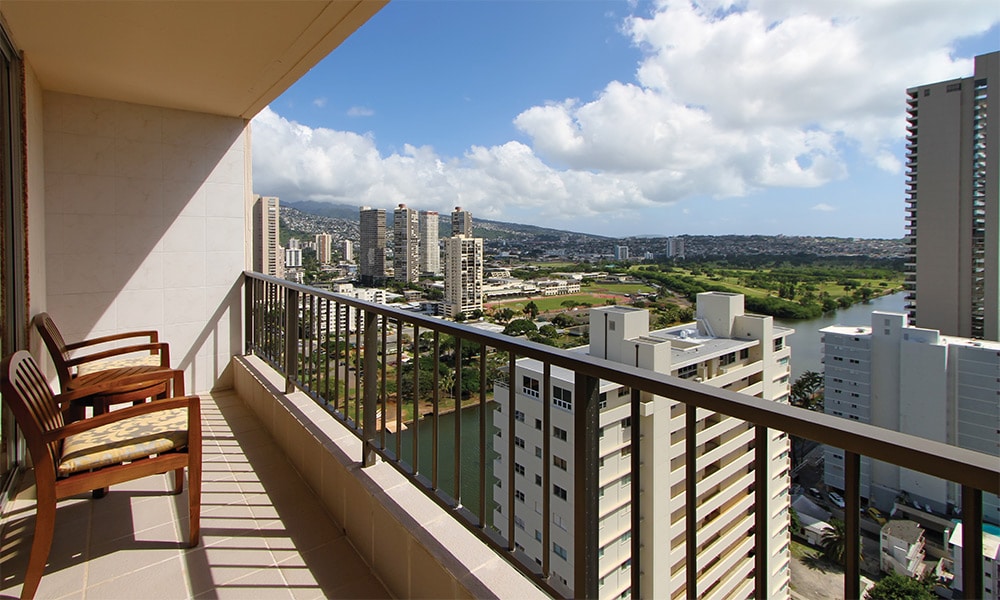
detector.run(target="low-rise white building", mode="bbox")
[880,520,927,579]
[493,293,793,599]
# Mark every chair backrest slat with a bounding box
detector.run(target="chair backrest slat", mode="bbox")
[33,312,72,388]
[2,350,64,475]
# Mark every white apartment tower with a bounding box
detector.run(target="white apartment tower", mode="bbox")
[821,312,1000,525]
[342,239,354,262]
[359,206,387,286]
[252,194,283,278]
[905,52,999,340]
[315,232,333,264]
[451,206,472,237]
[494,293,793,599]
[443,235,483,319]
[393,203,420,283]
[419,210,440,275]
[614,245,629,261]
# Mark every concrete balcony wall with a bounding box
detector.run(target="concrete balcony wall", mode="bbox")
[41,91,247,393]
[232,354,546,600]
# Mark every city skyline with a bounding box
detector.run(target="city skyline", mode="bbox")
[251,1,998,239]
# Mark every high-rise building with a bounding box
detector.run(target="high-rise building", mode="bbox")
[821,312,1000,525]
[315,233,332,264]
[451,206,472,237]
[614,245,629,261]
[668,237,686,259]
[252,194,283,278]
[494,294,793,599]
[419,210,440,275]
[904,52,999,340]
[359,206,387,286]
[443,235,483,318]
[393,204,420,283]
[342,239,354,262]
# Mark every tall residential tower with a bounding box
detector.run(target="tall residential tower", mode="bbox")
[393,204,419,283]
[451,206,472,237]
[252,194,283,278]
[359,206,387,286]
[419,210,440,275]
[905,52,999,340]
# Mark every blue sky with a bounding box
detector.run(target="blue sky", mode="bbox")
[253,0,999,239]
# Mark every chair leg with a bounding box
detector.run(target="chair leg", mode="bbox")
[188,463,201,547]
[172,468,184,494]
[21,496,56,600]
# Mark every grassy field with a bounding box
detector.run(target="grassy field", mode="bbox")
[675,268,903,300]
[492,293,619,313]
[583,282,656,295]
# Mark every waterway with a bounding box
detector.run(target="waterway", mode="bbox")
[775,291,907,382]
[392,403,494,525]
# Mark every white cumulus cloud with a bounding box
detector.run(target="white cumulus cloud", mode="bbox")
[812,203,836,212]
[252,1,996,228]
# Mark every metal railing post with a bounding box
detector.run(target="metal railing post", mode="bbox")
[844,451,861,600]
[284,286,298,394]
[362,309,378,467]
[961,485,983,599]
[573,372,600,599]
[243,274,253,355]
[685,405,698,599]
[754,425,768,600]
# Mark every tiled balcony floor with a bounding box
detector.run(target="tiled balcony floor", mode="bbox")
[0,391,390,599]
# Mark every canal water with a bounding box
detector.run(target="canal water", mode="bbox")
[775,291,907,381]
[393,403,495,526]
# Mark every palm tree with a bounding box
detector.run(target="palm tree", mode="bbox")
[821,518,847,565]
[821,518,862,567]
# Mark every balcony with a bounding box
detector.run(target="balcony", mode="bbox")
[0,4,997,599]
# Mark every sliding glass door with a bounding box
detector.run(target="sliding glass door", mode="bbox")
[0,22,26,501]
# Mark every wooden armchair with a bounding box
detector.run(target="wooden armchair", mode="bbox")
[0,350,201,600]
[33,312,184,419]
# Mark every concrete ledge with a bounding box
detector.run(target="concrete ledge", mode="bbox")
[232,355,547,600]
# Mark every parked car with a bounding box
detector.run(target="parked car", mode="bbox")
[867,506,887,525]
[808,487,823,500]
[827,491,845,508]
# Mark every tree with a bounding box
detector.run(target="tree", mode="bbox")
[865,573,933,600]
[821,519,848,565]
[790,371,824,411]
[494,307,515,323]
[552,313,575,328]
[524,301,539,319]
[503,319,537,337]
[538,324,558,338]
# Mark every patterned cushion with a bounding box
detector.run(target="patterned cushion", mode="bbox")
[76,354,164,376]
[58,408,188,476]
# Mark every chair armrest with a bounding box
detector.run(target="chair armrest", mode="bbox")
[43,395,199,444]
[66,342,171,368]
[64,330,159,351]
[54,368,182,406]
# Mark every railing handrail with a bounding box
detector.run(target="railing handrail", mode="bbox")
[244,271,1000,494]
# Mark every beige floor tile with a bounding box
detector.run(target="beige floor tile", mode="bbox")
[0,392,390,600]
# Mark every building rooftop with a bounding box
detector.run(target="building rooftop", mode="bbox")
[883,520,925,544]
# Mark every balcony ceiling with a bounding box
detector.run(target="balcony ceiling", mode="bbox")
[1,0,386,119]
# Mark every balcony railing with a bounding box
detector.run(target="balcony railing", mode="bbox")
[244,272,999,599]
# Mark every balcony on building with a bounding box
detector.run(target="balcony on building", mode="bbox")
[0,4,997,600]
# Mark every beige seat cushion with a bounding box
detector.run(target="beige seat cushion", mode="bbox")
[59,408,188,476]
[76,353,164,376]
